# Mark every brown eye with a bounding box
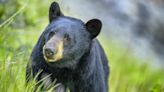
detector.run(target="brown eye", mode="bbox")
[64,34,70,41]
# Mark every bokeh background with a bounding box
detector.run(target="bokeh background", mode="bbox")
[0,0,164,92]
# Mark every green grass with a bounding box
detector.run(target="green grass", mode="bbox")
[0,0,164,92]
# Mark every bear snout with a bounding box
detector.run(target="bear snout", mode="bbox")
[44,47,57,58]
[43,45,57,62]
[42,39,64,62]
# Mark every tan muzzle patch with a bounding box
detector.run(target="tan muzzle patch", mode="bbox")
[43,36,63,62]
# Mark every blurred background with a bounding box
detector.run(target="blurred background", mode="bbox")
[0,0,164,92]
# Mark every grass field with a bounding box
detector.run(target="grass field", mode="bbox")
[0,0,164,92]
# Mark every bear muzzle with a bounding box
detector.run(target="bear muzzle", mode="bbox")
[43,38,64,62]
[44,47,57,58]
[43,46,57,61]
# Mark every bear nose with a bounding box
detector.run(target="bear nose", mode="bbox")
[44,48,56,58]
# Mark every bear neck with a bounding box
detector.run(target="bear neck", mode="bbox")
[75,39,98,73]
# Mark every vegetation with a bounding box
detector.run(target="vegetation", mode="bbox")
[0,0,164,92]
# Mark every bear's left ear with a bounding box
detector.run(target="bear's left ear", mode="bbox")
[85,19,102,39]
[49,2,64,23]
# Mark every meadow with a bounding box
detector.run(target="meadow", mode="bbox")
[0,0,164,92]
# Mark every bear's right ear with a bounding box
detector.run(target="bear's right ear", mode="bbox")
[86,19,102,39]
[49,2,64,23]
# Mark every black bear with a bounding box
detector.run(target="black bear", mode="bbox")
[26,1,109,92]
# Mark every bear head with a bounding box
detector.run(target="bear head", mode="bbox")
[42,2,102,68]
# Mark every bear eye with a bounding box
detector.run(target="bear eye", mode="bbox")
[64,34,70,41]
[48,31,56,39]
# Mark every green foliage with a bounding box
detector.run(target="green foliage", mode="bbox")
[0,0,164,92]
[0,0,54,27]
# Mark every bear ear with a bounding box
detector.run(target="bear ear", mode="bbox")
[49,2,64,23]
[85,19,102,39]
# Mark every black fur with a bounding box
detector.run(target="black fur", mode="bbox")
[26,2,109,92]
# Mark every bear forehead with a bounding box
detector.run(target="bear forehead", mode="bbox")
[47,17,85,30]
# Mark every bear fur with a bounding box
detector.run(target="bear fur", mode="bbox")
[26,1,109,92]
